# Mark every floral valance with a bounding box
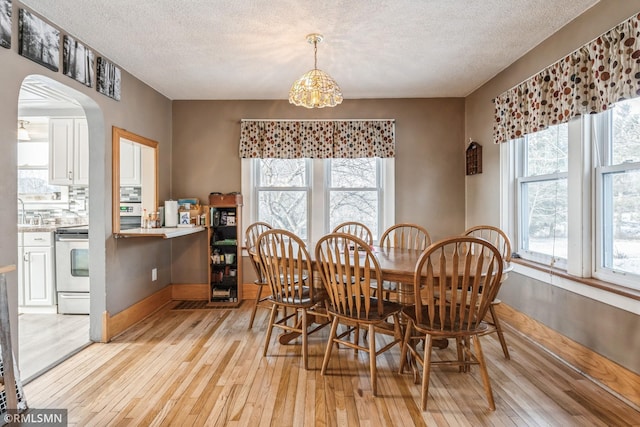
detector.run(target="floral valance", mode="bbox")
[239,120,395,158]
[494,12,640,143]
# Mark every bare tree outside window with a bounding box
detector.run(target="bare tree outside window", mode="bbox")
[519,124,569,260]
[255,158,381,241]
[329,158,379,239]
[257,159,308,238]
[603,100,640,275]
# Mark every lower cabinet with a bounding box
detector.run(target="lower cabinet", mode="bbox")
[18,232,56,307]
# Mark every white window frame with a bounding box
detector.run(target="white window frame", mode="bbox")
[241,158,395,246]
[503,106,640,291]
[324,159,383,240]
[593,106,640,288]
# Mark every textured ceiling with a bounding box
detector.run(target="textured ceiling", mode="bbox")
[20,0,599,101]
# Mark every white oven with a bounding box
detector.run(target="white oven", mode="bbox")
[55,226,89,314]
[120,201,142,230]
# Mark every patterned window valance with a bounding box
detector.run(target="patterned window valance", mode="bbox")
[239,120,395,159]
[494,12,640,143]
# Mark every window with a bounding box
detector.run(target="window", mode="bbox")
[506,98,640,290]
[515,124,568,266]
[327,158,380,238]
[595,98,640,283]
[245,158,393,244]
[255,158,309,239]
[18,139,68,203]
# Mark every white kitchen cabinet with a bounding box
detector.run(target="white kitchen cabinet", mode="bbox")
[120,138,141,186]
[17,232,56,307]
[49,117,89,185]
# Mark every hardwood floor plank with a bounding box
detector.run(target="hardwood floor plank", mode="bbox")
[22,303,640,426]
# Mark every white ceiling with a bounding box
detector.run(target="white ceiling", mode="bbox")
[19,0,599,101]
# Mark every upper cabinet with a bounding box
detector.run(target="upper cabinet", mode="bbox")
[49,117,89,185]
[120,138,141,186]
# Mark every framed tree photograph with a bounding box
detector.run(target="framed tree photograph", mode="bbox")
[63,35,95,87]
[0,0,12,49]
[96,56,121,101]
[18,8,59,71]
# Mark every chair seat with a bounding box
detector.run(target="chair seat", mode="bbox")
[401,305,488,335]
[329,297,402,323]
[269,285,325,306]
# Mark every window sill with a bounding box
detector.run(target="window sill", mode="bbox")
[511,258,640,302]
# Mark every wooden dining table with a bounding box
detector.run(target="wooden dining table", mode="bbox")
[250,244,428,343]
[248,244,422,291]
[249,242,509,346]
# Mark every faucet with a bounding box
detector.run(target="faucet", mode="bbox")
[17,198,25,225]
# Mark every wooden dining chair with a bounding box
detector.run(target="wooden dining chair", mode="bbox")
[315,233,403,396]
[463,225,512,359]
[379,223,431,251]
[332,221,374,245]
[398,236,504,411]
[256,229,328,369]
[378,223,432,304]
[245,221,273,329]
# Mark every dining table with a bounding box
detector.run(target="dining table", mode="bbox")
[248,241,510,347]
[249,244,438,344]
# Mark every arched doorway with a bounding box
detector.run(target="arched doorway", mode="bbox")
[17,74,103,382]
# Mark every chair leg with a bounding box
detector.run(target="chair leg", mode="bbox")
[399,319,413,374]
[489,303,510,359]
[301,309,308,370]
[263,304,278,357]
[248,284,264,329]
[369,324,377,396]
[421,334,433,411]
[321,317,340,375]
[354,325,360,355]
[473,335,496,411]
[455,337,465,372]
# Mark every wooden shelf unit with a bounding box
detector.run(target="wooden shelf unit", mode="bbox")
[207,194,243,307]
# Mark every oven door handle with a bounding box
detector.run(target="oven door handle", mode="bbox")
[56,236,88,242]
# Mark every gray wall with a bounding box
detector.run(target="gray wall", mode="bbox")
[170,99,467,283]
[0,1,173,343]
[465,0,640,374]
[500,273,640,373]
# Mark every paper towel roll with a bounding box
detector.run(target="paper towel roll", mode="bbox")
[164,200,178,227]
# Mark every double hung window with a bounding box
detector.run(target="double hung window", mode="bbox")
[247,158,392,244]
[595,99,640,284]
[508,97,640,289]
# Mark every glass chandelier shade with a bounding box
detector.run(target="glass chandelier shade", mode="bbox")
[289,34,343,109]
[18,120,30,141]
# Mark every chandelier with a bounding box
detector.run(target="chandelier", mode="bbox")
[18,120,31,141]
[289,34,343,109]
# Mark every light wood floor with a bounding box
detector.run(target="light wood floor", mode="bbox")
[18,313,90,381]
[24,303,640,426]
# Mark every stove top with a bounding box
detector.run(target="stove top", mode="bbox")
[56,225,89,234]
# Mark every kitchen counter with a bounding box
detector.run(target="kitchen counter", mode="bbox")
[115,226,205,239]
[18,221,89,233]
[18,224,58,232]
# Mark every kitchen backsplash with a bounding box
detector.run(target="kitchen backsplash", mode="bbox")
[69,185,89,215]
[22,185,89,223]
[120,186,142,202]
